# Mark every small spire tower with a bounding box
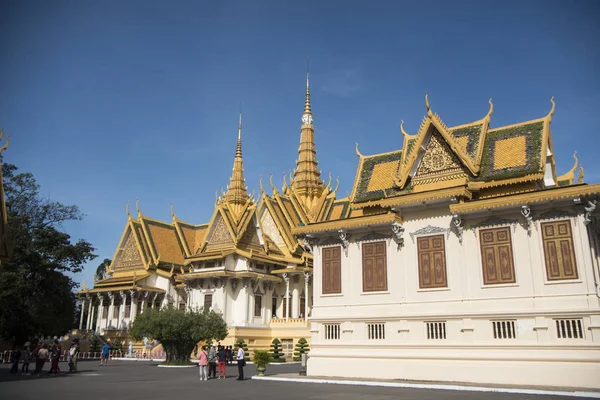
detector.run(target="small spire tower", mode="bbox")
[225,112,250,215]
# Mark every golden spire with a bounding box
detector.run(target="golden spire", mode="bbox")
[292,70,325,207]
[225,112,250,209]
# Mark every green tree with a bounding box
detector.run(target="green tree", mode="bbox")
[235,338,249,361]
[89,337,101,354]
[0,162,96,345]
[130,307,227,365]
[95,258,111,281]
[269,338,285,363]
[293,338,310,361]
[113,338,123,353]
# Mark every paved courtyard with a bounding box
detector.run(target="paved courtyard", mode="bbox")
[0,360,594,400]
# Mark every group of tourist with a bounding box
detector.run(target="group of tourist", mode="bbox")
[9,339,81,376]
[197,343,245,381]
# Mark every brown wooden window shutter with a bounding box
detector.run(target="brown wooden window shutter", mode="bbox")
[541,220,578,280]
[322,246,342,294]
[417,235,448,289]
[362,241,388,292]
[479,227,516,285]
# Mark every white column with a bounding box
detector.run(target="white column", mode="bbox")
[78,298,86,330]
[242,279,250,324]
[118,291,126,329]
[139,293,146,314]
[219,280,228,319]
[304,272,311,320]
[130,291,137,322]
[86,295,93,330]
[89,304,95,331]
[291,285,299,319]
[107,293,115,329]
[283,273,290,321]
[96,294,104,332]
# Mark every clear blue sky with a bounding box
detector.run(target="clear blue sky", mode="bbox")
[1,0,598,287]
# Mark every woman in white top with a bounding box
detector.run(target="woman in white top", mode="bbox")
[236,344,245,381]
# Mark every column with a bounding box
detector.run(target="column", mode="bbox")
[96,294,104,332]
[129,290,138,322]
[118,291,126,329]
[139,292,146,314]
[291,285,299,319]
[107,292,115,329]
[86,295,93,330]
[89,303,95,331]
[283,273,290,321]
[78,298,86,330]
[304,272,311,320]
[242,279,250,324]
[219,280,228,319]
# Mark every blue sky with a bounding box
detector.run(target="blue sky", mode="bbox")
[1,0,599,287]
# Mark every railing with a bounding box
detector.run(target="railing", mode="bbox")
[270,317,309,325]
[1,349,167,362]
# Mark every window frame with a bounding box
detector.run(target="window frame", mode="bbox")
[203,294,213,311]
[478,226,517,285]
[416,234,448,289]
[361,241,388,293]
[540,219,579,281]
[322,245,342,295]
[254,294,262,317]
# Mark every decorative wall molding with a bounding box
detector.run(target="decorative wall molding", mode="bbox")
[409,225,450,243]
[358,232,390,242]
[470,217,518,231]
[535,209,576,221]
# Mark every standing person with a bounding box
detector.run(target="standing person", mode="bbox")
[21,343,31,374]
[198,346,208,381]
[9,345,21,374]
[100,343,111,366]
[72,340,80,372]
[227,346,233,365]
[32,344,41,374]
[49,340,61,374]
[208,344,217,379]
[67,342,79,373]
[217,345,226,379]
[37,344,49,376]
[236,343,245,381]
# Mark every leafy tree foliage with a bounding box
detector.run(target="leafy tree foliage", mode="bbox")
[95,258,111,281]
[130,307,228,364]
[269,338,285,363]
[113,338,123,353]
[293,338,310,361]
[89,336,101,354]
[0,162,96,344]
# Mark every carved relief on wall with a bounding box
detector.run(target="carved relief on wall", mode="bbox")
[260,210,286,249]
[415,131,463,178]
[115,231,143,269]
[206,214,233,249]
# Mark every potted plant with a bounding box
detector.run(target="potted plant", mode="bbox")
[252,350,271,376]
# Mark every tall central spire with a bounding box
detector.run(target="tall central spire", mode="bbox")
[292,71,325,209]
[225,112,250,211]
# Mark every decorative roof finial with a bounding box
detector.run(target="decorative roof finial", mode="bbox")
[547,96,556,119]
[486,98,494,120]
[136,198,141,216]
[578,164,585,184]
[236,110,243,157]
[0,127,10,154]
[425,92,432,117]
[126,200,131,218]
[225,110,250,207]
[334,176,340,194]
[170,202,176,220]
[282,172,288,192]
[400,120,410,137]
[269,173,276,193]
[355,142,363,157]
[302,59,313,124]
[327,173,332,190]
[259,175,265,194]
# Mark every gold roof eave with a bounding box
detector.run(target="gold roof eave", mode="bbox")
[352,186,472,210]
[271,266,312,274]
[450,183,600,215]
[176,270,282,283]
[77,285,166,295]
[293,212,403,236]
[184,248,303,267]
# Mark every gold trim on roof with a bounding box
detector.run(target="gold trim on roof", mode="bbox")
[450,183,600,214]
[293,212,402,235]
[352,186,472,210]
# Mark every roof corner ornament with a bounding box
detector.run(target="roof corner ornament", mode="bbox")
[301,237,313,254]
[578,164,585,184]
[486,98,494,121]
[355,142,363,158]
[451,214,463,244]
[400,120,410,137]
[584,199,597,225]
[521,206,533,235]
[269,173,277,194]
[338,230,350,257]
[334,176,340,195]
[170,202,176,221]
[547,96,556,120]
[425,92,433,117]
[327,173,332,190]
[126,200,131,219]
[391,221,405,250]
[282,172,288,192]
[136,198,141,217]
[259,175,265,195]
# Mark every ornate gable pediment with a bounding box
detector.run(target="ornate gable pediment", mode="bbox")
[113,228,144,271]
[413,130,466,182]
[204,212,235,251]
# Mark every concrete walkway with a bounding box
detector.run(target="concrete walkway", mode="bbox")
[252,373,600,398]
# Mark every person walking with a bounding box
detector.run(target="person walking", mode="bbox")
[227,346,233,365]
[49,340,61,374]
[100,343,111,365]
[217,345,226,379]
[198,346,208,381]
[9,345,21,374]
[21,343,31,374]
[208,344,217,379]
[36,344,49,376]
[236,343,245,381]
